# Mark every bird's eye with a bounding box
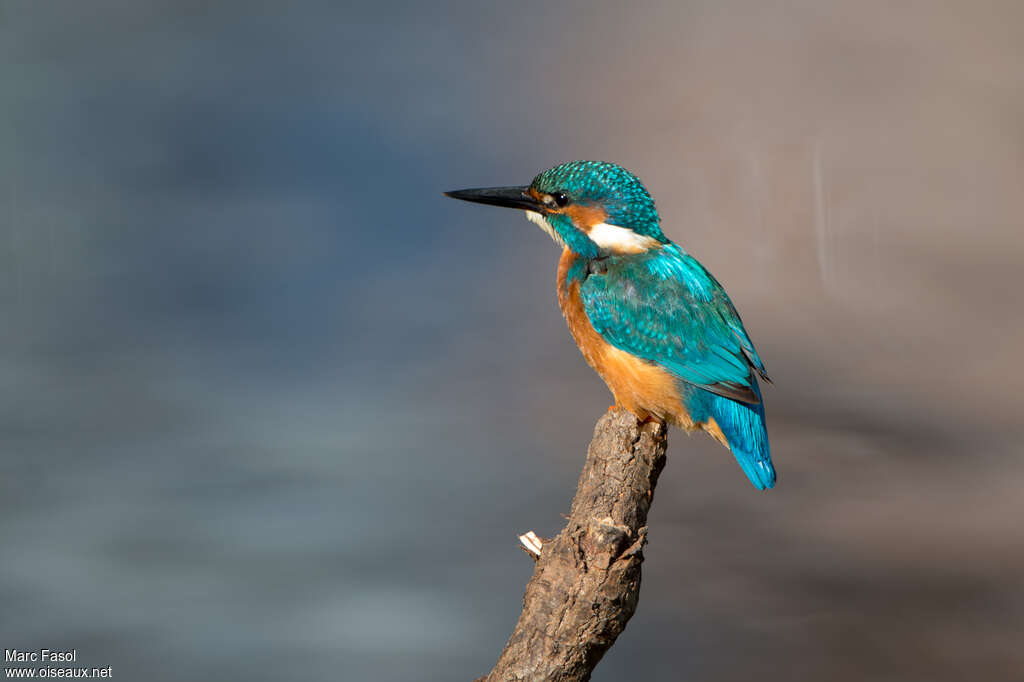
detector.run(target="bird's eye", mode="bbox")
[551,192,569,207]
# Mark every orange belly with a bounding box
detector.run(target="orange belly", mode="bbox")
[556,249,728,445]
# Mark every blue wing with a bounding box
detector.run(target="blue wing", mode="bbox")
[580,244,768,404]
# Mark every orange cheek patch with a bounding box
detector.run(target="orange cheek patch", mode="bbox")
[566,205,608,231]
[527,189,608,230]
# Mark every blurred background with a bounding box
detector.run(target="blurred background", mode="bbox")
[2,1,1022,680]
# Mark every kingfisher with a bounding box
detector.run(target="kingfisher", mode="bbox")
[444,161,775,490]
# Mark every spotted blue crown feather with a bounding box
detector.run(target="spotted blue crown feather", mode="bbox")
[531,161,666,241]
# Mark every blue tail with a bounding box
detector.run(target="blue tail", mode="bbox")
[685,382,776,490]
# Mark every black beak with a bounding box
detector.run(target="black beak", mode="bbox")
[443,185,543,212]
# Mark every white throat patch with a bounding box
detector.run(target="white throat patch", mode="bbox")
[524,210,565,247]
[587,222,660,253]
[524,212,659,254]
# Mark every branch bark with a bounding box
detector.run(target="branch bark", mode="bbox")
[479,408,669,682]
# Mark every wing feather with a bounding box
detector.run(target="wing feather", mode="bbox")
[580,245,766,405]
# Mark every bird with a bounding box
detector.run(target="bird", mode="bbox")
[444,161,775,490]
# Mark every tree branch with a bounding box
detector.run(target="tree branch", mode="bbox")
[479,408,669,681]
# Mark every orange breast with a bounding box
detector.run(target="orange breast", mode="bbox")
[556,249,696,429]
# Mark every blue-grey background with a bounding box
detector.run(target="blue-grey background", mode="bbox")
[2,1,1022,680]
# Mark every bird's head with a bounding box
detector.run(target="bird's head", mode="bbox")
[445,161,666,259]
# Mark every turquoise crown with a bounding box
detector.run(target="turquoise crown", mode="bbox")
[530,161,666,242]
